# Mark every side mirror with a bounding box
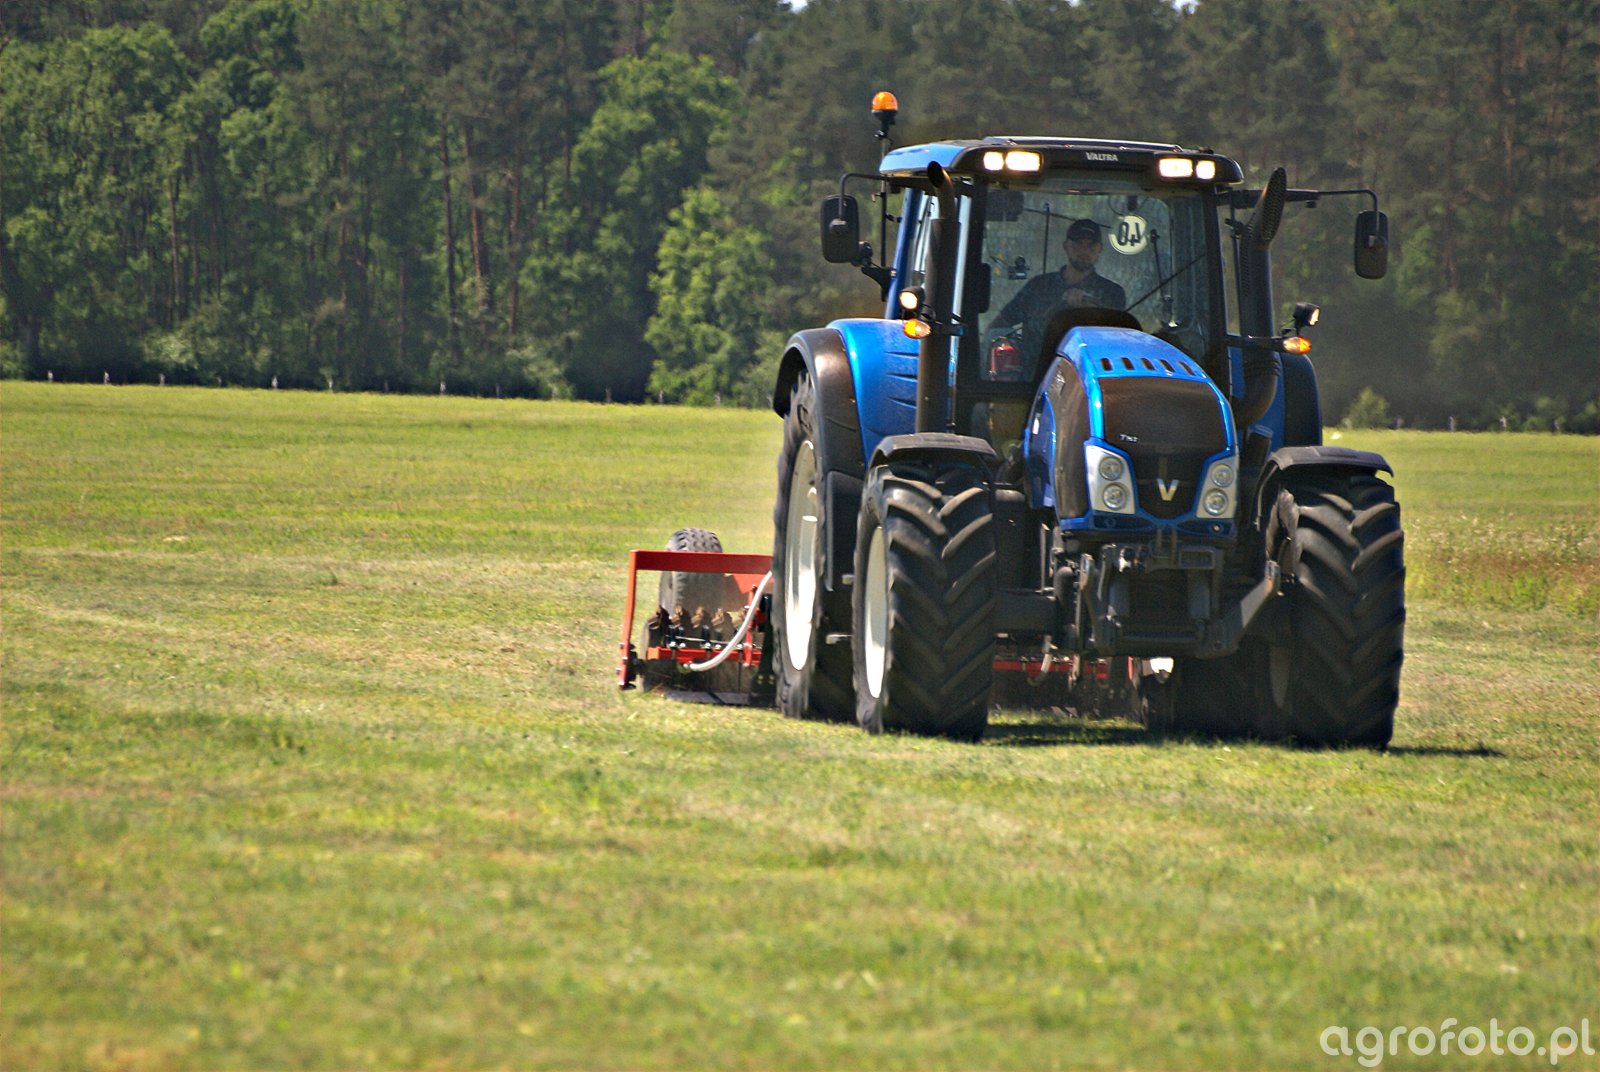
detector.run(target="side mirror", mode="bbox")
[1354,210,1389,279]
[1248,167,1287,249]
[972,263,992,314]
[821,195,860,263]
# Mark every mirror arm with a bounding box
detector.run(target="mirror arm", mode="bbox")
[1305,187,1380,216]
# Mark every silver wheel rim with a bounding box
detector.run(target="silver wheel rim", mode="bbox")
[863,523,888,699]
[783,440,818,670]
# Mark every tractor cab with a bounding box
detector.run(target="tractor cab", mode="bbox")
[825,136,1387,465]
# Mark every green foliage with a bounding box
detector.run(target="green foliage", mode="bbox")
[646,186,777,405]
[0,25,191,375]
[1341,386,1392,429]
[523,49,737,401]
[3,0,1596,420]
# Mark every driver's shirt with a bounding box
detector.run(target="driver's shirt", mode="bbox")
[996,269,1129,366]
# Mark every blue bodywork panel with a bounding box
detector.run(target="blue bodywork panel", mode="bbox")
[1025,327,1238,537]
[831,319,921,461]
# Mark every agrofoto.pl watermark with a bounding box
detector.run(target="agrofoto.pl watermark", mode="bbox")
[1320,1019,1594,1067]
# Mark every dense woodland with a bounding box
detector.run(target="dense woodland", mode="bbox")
[3,0,1597,429]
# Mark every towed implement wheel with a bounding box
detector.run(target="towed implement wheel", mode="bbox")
[852,459,998,740]
[642,527,750,695]
[658,527,742,620]
[1258,470,1405,747]
[771,374,853,721]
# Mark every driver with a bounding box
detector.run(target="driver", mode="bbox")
[994,218,1128,367]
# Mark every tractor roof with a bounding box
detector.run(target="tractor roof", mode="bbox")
[880,137,1244,185]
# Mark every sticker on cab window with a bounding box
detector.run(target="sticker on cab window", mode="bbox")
[1111,214,1148,255]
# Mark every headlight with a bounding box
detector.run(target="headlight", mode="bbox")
[1084,444,1136,515]
[1198,454,1238,519]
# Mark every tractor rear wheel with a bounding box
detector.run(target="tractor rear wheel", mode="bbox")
[771,374,854,721]
[1167,644,1266,737]
[1255,470,1405,746]
[853,459,998,740]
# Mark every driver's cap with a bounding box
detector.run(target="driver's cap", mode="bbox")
[1065,219,1102,242]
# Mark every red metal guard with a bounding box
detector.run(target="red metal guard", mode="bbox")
[619,550,772,687]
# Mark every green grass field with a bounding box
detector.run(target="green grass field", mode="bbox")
[4,382,1596,1070]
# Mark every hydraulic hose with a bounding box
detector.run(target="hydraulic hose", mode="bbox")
[686,571,773,673]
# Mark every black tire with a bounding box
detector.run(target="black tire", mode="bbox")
[771,375,854,721]
[658,527,740,619]
[853,459,998,740]
[644,527,744,694]
[1168,644,1267,737]
[1256,471,1405,746]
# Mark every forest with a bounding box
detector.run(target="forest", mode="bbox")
[3,0,1596,430]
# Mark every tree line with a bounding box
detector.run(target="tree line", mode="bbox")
[3,0,1596,430]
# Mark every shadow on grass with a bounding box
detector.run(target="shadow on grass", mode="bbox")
[983,717,1153,748]
[984,715,1507,757]
[1385,743,1506,758]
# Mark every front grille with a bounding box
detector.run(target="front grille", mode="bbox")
[1099,378,1226,520]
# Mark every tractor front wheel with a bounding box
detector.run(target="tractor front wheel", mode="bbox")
[852,459,998,740]
[1255,470,1406,746]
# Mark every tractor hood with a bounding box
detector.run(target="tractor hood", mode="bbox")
[1025,327,1239,538]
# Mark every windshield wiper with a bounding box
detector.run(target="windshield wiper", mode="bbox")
[1129,248,1205,313]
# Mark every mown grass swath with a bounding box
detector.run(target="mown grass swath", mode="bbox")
[3,383,1595,1069]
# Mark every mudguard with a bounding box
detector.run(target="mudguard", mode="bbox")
[870,433,998,473]
[1252,444,1393,539]
[1227,348,1323,451]
[1262,445,1391,477]
[772,328,867,607]
[1280,352,1323,447]
[772,327,866,479]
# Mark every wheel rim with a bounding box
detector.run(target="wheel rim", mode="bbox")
[783,440,819,670]
[862,523,888,699]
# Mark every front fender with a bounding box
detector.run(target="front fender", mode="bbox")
[1252,444,1394,548]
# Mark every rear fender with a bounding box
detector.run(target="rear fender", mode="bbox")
[1280,352,1323,447]
[773,329,866,605]
[772,328,864,479]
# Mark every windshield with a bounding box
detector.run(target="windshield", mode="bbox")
[975,174,1219,381]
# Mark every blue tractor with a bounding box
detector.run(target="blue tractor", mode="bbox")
[768,95,1403,744]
